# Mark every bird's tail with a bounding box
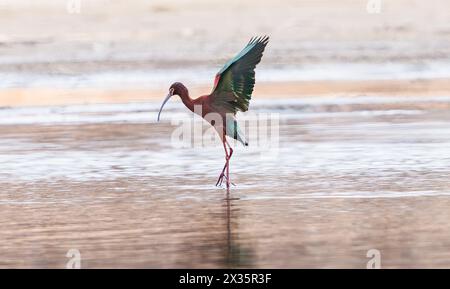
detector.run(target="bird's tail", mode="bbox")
[237,132,248,146]
[227,117,248,146]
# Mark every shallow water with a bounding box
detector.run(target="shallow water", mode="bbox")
[1,96,450,268]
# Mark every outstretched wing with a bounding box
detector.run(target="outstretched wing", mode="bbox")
[210,36,269,114]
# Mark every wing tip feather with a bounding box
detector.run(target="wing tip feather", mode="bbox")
[249,35,270,45]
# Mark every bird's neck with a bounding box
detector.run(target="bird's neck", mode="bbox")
[179,92,194,112]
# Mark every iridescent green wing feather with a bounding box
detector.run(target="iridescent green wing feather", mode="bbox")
[210,36,269,114]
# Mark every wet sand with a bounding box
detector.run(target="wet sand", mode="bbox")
[1,97,450,268]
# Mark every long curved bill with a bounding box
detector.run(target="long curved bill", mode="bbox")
[157,90,173,122]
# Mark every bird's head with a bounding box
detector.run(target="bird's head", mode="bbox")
[157,82,188,122]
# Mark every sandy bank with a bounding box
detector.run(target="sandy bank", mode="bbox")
[1,78,449,107]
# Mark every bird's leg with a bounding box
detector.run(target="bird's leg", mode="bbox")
[225,140,232,189]
[225,140,236,188]
[216,165,226,187]
[216,141,229,187]
[216,140,235,187]
[219,151,235,187]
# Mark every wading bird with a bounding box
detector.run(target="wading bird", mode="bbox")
[157,36,269,189]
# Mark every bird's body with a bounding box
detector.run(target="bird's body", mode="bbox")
[158,36,269,188]
[167,83,248,146]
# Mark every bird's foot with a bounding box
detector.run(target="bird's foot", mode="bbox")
[215,173,235,187]
[215,173,225,187]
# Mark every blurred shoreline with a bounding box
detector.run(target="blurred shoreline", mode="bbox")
[0,0,449,107]
[1,78,450,108]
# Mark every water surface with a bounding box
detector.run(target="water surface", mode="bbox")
[1,96,450,268]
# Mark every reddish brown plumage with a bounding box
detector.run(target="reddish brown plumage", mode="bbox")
[170,82,228,141]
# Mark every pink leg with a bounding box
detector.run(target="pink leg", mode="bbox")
[215,140,234,187]
[215,140,228,187]
[225,140,232,189]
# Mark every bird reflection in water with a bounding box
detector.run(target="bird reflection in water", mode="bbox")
[222,189,255,268]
